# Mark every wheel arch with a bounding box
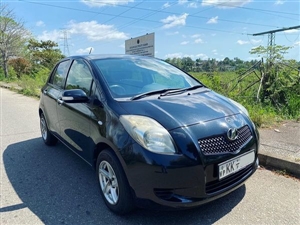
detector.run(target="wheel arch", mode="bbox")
[93,143,127,171]
[38,108,43,117]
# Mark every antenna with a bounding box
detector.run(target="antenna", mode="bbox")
[89,47,93,54]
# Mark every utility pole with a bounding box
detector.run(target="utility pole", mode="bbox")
[61,29,70,56]
[253,25,300,61]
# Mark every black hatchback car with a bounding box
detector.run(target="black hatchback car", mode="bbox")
[39,55,259,214]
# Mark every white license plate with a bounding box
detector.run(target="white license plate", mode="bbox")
[219,150,255,180]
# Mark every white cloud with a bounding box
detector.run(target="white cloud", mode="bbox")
[180,41,189,45]
[196,53,208,60]
[36,20,45,27]
[119,43,125,48]
[76,47,94,54]
[237,40,249,45]
[165,52,183,58]
[166,53,208,60]
[178,0,188,5]
[207,16,218,24]
[194,38,203,44]
[37,30,63,42]
[250,39,262,44]
[191,34,201,38]
[81,0,134,7]
[188,2,198,8]
[67,20,128,41]
[166,31,179,35]
[275,0,285,5]
[284,29,299,34]
[202,0,252,8]
[161,13,188,29]
[183,54,196,58]
[162,2,171,8]
[294,41,300,46]
[211,33,216,36]
[212,49,218,55]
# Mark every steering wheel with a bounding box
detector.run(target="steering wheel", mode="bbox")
[109,85,126,95]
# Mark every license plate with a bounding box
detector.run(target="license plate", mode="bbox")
[219,150,255,180]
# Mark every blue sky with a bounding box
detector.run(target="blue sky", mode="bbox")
[7,0,300,61]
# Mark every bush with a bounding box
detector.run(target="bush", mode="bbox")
[190,71,298,127]
[17,67,50,97]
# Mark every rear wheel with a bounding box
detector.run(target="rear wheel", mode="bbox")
[96,150,135,214]
[40,113,57,146]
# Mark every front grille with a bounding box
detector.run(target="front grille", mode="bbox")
[199,125,252,155]
[206,165,253,194]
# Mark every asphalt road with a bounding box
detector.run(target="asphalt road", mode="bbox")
[1,87,299,225]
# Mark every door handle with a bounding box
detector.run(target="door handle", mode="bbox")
[57,98,64,105]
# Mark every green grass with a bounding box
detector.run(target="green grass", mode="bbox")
[1,68,299,127]
[190,71,299,127]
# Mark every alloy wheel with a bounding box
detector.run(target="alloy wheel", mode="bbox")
[99,160,119,205]
[40,116,47,141]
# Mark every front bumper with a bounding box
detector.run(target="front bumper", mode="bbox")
[121,142,259,209]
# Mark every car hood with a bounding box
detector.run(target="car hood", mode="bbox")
[118,89,241,130]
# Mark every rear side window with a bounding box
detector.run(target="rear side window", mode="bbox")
[50,60,70,88]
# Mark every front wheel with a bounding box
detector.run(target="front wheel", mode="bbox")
[40,113,57,146]
[96,150,135,214]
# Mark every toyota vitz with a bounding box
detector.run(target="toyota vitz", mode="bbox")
[39,55,259,214]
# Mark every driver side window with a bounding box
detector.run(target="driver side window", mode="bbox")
[66,59,93,95]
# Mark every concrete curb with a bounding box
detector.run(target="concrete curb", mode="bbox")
[0,82,22,90]
[258,153,300,178]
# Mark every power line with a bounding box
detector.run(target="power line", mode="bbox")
[20,1,249,39]
[206,2,300,16]
[21,0,284,29]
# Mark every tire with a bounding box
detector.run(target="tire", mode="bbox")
[96,149,135,214]
[40,113,58,146]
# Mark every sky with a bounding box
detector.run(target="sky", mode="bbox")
[6,0,300,61]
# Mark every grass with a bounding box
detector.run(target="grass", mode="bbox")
[190,71,299,127]
[1,69,299,127]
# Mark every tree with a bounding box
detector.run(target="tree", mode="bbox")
[249,45,291,63]
[27,39,64,70]
[0,5,29,78]
[249,44,297,108]
[8,57,31,78]
[181,57,194,72]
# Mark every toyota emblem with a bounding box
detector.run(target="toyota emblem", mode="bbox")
[227,128,238,141]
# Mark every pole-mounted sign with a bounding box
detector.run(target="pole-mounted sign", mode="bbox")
[125,33,155,57]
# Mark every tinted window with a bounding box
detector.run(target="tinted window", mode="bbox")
[50,60,70,88]
[65,60,93,95]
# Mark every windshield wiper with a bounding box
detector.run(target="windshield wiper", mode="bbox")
[131,85,203,100]
[160,85,203,96]
[131,89,178,100]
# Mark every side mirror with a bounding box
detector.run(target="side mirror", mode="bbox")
[62,89,89,103]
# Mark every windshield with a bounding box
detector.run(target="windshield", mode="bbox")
[93,57,200,99]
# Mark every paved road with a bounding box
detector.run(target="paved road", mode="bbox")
[1,87,299,225]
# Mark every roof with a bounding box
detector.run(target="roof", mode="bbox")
[65,54,155,61]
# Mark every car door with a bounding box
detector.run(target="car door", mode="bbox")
[56,59,95,162]
[42,59,71,136]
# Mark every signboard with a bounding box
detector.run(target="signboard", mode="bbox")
[125,33,155,57]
